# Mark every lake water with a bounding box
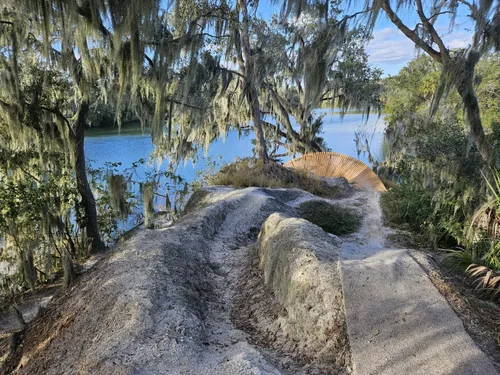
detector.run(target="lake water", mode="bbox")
[84,108,386,229]
[85,109,386,184]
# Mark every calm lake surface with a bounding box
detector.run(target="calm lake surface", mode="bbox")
[85,109,386,185]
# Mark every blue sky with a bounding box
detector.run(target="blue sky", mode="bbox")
[364,7,473,75]
[255,1,474,76]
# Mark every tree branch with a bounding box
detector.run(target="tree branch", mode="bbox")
[339,9,372,24]
[144,54,155,70]
[216,66,246,79]
[428,10,453,22]
[75,4,112,39]
[18,166,41,183]
[199,33,231,39]
[261,120,293,148]
[39,105,75,137]
[415,0,449,59]
[380,0,442,63]
[170,98,205,111]
[266,86,303,145]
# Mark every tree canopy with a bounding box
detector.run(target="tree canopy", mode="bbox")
[364,0,500,164]
[0,0,382,293]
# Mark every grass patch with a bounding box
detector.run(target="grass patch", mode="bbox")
[210,158,344,198]
[299,200,361,235]
[183,189,210,214]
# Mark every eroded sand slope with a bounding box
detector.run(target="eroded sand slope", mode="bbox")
[8,187,349,375]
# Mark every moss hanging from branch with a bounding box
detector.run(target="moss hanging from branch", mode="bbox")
[142,183,156,229]
[109,174,130,219]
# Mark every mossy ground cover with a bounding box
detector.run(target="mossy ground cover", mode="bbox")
[299,200,361,236]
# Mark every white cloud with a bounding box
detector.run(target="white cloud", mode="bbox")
[442,31,472,49]
[366,28,416,65]
[366,26,473,73]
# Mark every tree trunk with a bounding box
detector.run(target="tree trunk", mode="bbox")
[237,0,269,162]
[248,86,269,162]
[62,249,75,291]
[456,55,495,166]
[70,95,105,254]
[21,248,37,292]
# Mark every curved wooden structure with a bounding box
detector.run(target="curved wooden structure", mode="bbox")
[284,152,386,192]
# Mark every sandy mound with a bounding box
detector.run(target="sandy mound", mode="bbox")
[233,213,350,374]
[3,186,351,375]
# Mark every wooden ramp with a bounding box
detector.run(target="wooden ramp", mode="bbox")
[284,152,386,192]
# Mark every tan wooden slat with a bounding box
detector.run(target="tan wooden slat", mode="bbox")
[284,152,386,192]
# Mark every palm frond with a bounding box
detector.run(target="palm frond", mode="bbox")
[466,264,500,300]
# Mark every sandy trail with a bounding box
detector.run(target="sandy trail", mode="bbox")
[339,191,498,375]
[7,187,346,375]
[3,187,497,375]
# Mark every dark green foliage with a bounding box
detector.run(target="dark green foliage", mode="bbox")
[380,183,434,233]
[381,118,485,247]
[457,170,500,302]
[364,0,500,165]
[491,122,500,148]
[0,148,78,293]
[88,101,116,128]
[299,200,361,236]
[380,54,500,309]
[380,54,494,249]
[384,54,500,131]
[0,147,141,294]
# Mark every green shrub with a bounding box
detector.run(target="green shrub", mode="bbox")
[299,200,361,235]
[210,158,344,198]
[379,118,485,249]
[380,183,434,233]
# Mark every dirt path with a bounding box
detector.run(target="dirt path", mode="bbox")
[5,187,348,375]
[339,191,499,375]
[178,187,293,375]
[4,186,497,375]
